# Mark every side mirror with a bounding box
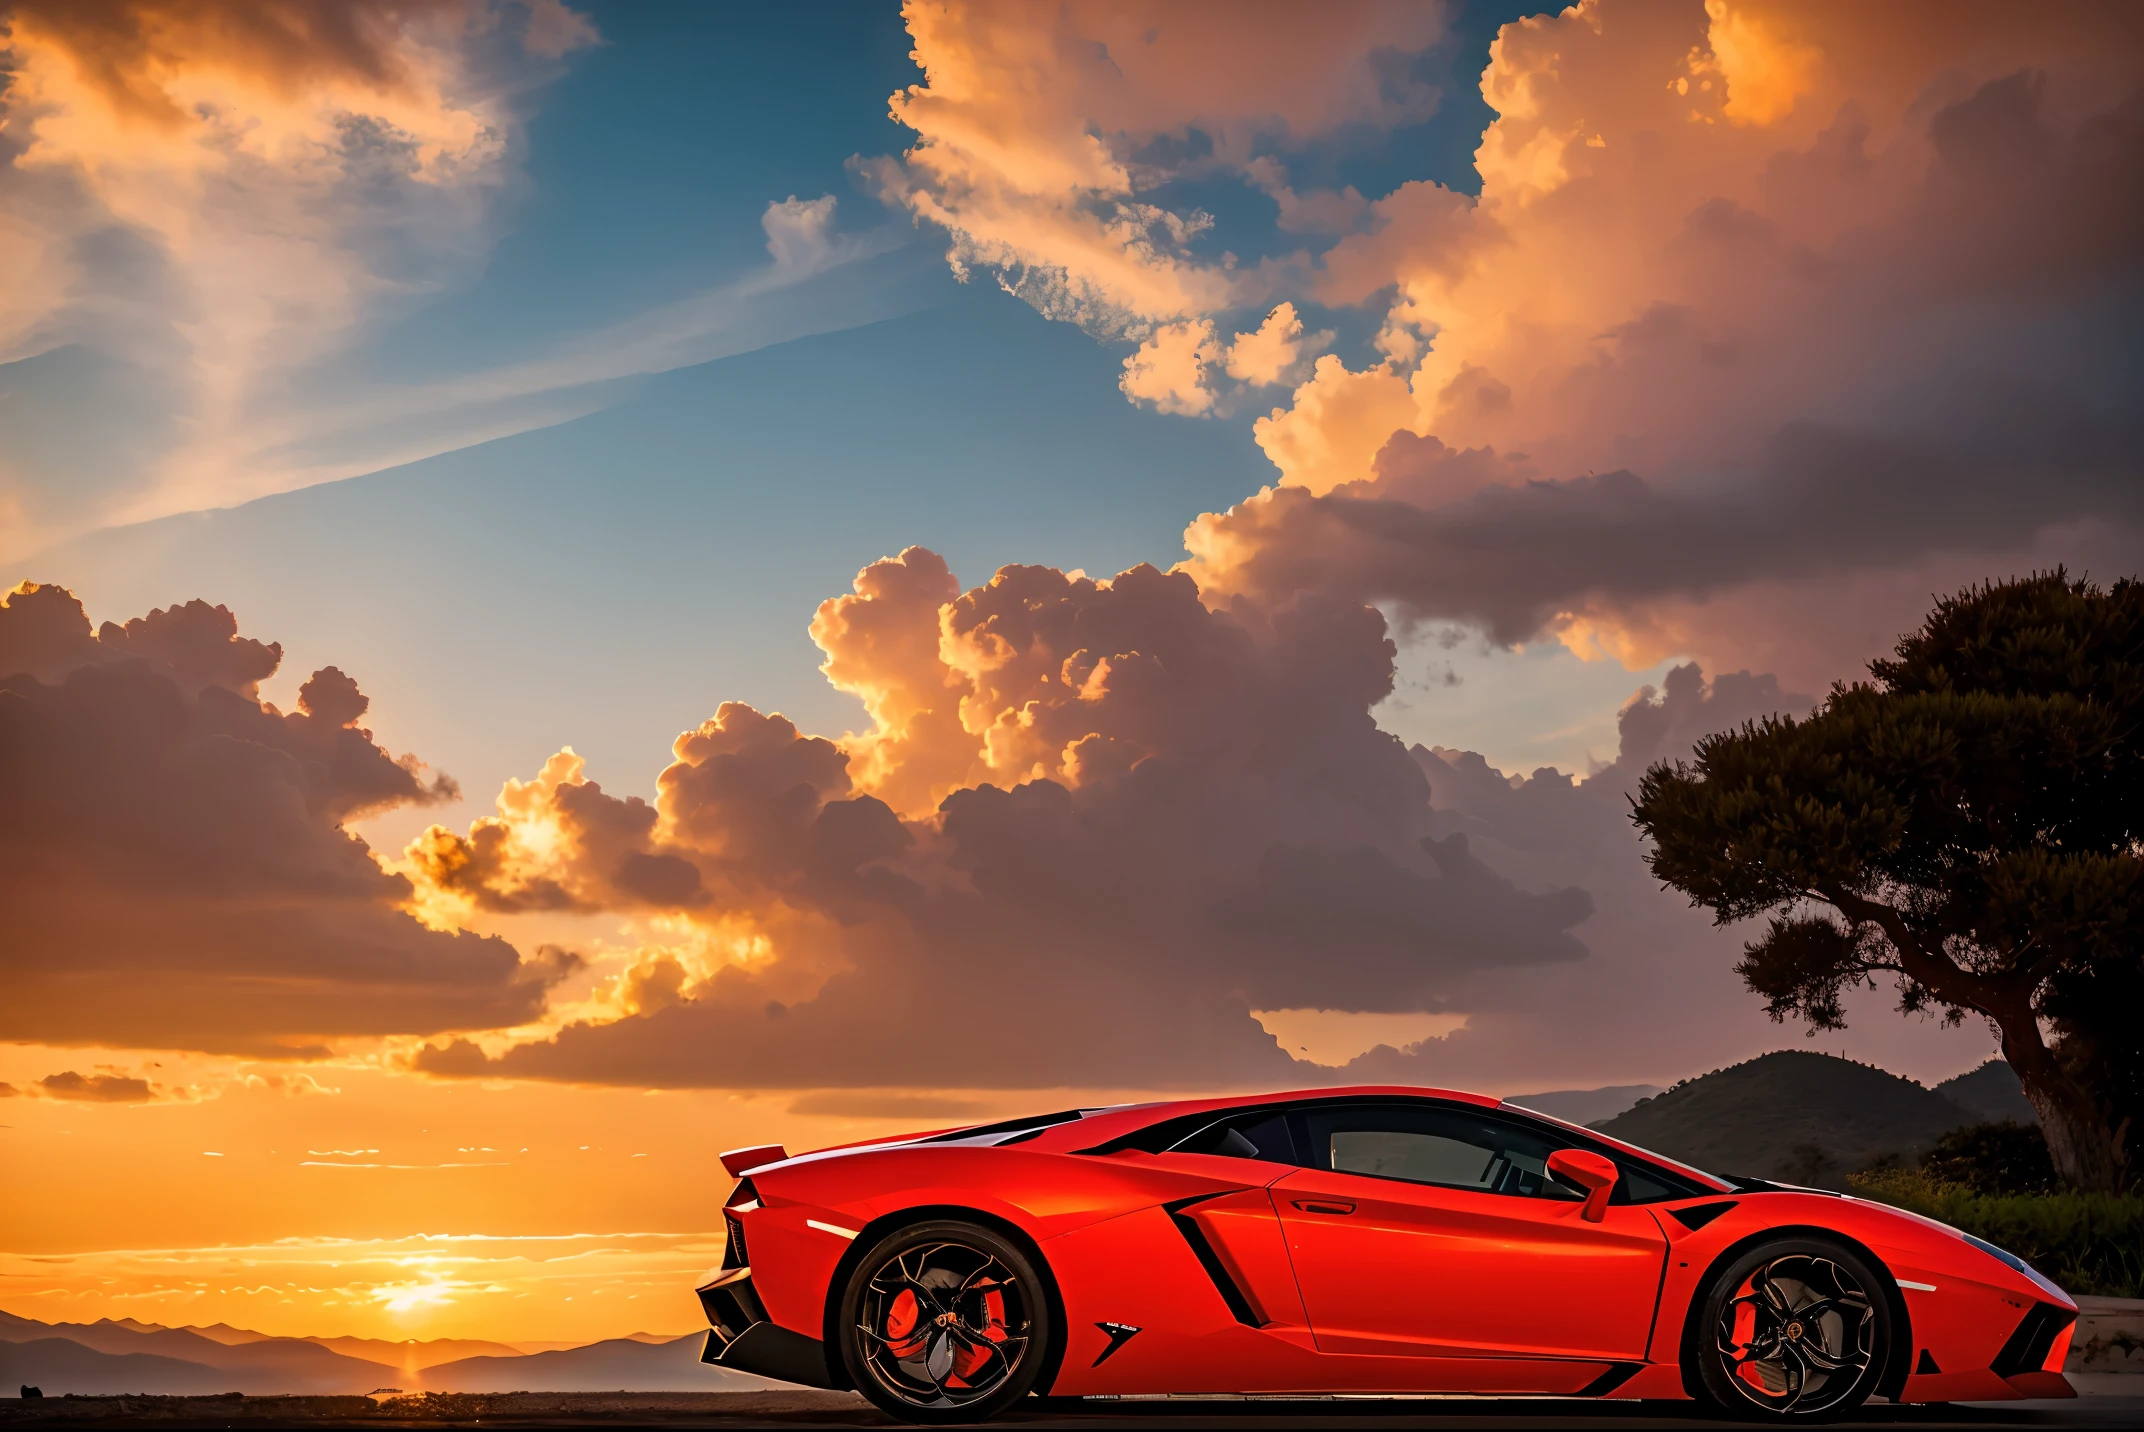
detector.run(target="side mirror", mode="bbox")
[1547,1149,1619,1223]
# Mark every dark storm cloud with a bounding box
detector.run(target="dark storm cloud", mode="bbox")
[33,1070,153,1103]
[1195,385,2142,647]
[0,581,571,1054]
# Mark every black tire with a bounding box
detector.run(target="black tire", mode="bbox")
[1693,1237,1893,1422]
[836,1220,1052,1425]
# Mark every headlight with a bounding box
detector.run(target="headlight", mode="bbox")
[1961,1232,2028,1274]
[1962,1231,2069,1299]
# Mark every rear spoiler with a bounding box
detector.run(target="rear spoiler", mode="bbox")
[720,1144,788,1177]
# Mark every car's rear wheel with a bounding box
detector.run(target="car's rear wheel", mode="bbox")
[1694,1237,1892,1421]
[836,1219,1051,1425]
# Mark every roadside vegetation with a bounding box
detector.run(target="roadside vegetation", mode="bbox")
[1850,1120,2144,1297]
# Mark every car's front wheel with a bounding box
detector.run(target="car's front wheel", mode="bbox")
[836,1219,1052,1425]
[1693,1236,1892,1421]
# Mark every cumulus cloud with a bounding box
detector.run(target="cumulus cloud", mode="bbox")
[412,549,1599,1089]
[1118,319,1221,415]
[874,0,2143,680]
[1118,304,1327,418]
[0,0,596,545]
[761,193,842,273]
[399,552,1913,1093]
[1222,302,1313,387]
[867,0,1448,339]
[1206,2,2144,674]
[14,0,2107,1097]
[1246,353,1415,496]
[0,580,573,1053]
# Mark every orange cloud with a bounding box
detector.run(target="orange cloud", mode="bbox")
[871,0,1446,338]
[1222,302,1312,387]
[872,1,2141,678]
[1119,319,1222,415]
[1179,0,2144,676]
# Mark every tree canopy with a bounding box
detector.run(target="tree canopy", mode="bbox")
[1632,572,2144,1190]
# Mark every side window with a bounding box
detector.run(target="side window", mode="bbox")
[1296,1104,1578,1200]
[1167,1110,1297,1163]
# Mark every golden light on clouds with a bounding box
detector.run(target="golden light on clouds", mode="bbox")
[1697,0,1820,126]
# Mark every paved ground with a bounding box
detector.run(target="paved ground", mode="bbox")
[3,1390,2142,1429]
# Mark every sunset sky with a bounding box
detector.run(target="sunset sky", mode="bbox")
[4,0,2141,1345]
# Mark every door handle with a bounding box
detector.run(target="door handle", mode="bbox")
[1292,1199,1356,1215]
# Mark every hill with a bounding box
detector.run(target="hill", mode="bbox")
[0,1337,235,1396]
[104,1318,271,1346]
[1505,1084,1661,1126]
[503,1332,685,1354]
[1591,1050,1980,1188]
[0,1310,762,1396]
[0,1311,396,1394]
[304,1334,524,1372]
[418,1335,771,1392]
[1937,1059,2038,1125]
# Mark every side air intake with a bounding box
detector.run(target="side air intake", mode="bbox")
[1163,1196,1262,1326]
[1669,1201,1737,1231]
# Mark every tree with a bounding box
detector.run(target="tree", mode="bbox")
[1631,572,2144,1191]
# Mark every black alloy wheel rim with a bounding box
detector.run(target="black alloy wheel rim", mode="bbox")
[1715,1254,1876,1415]
[856,1240,1032,1409]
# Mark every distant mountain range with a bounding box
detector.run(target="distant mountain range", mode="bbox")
[1506,1082,1663,1126]
[0,1309,398,1394]
[301,1333,525,1371]
[1938,1058,2037,1124]
[1593,1051,2031,1188]
[417,1334,773,1393]
[0,1308,762,1397]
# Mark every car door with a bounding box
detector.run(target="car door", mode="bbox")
[1271,1101,1667,1361]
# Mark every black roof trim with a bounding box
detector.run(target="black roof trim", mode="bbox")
[917,1108,1086,1143]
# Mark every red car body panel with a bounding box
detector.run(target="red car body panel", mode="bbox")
[1269,1165,1667,1360]
[697,1086,2078,1403]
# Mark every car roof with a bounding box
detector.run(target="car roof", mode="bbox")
[773,1085,1730,1195]
[989,1084,1504,1154]
[939,1086,1731,1193]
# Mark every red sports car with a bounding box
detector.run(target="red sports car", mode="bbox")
[695,1085,2077,1423]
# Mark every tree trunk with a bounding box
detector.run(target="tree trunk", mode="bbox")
[1997,1009,2125,1192]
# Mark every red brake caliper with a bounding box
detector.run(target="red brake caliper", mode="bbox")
[1732,1290,1765,1390]
[884,1288,926,1360]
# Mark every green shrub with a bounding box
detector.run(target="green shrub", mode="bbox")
[1849,1166,2144,1297]
[1921,1121,2058,1195]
